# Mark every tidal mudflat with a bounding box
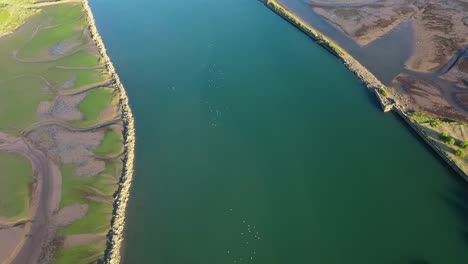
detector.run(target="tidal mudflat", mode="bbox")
[0,1,131,263]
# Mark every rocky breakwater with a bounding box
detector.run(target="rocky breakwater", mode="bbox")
[81,1,136,263]
[263,0,395,112]
[263,0,468,179]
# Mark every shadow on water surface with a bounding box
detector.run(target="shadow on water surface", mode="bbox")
[443,177,468,248]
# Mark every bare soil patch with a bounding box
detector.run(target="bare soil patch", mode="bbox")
[28,125,106,177]
[311,0,468,72]
[63,233,105,248]
[53,204,88,227]
[49,93,86,121]
[393,74,468,122]
[0,226,25,263]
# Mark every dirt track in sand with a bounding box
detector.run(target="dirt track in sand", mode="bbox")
[0,132,61,264]
[0,116,120,263]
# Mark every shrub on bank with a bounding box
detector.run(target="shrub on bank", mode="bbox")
[377,87,388,97]
[455,149,466,158]
[460,141,468,150]
[447,137,456,145]
[440,132,449,140]
[440,132,455,145]
[429,119,441,128]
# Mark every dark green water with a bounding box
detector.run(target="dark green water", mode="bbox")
[90,0,468,263]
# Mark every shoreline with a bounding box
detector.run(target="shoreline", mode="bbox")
[262,0,468,180]
[81,1,136,263]
[263,0,393,109]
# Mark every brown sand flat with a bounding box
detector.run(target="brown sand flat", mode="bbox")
[0,227,25,263]
[63,233,105,248]
[0,132,62,264]
[36,101,54,119]
[28,125,106,176]
[393,74,468,122]
[49,93,87,121]
[314,1,415,46]
[311,0,468,72]
[96,103,120,121]
[53,204,88,227]
[441,57,468,89]
[407,0,467,72]
[303,0,468,123]
[57,76,77,90]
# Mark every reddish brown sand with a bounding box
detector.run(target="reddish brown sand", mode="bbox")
[308,0,468,122]
[63,233,105,248]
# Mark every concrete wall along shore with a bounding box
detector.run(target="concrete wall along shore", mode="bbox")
[81,1,136,263]
[394,107,468,180]
[263,0,468,179]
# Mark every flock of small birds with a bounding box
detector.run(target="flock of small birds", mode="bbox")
[205,62,228,128]
[225,208,263,264]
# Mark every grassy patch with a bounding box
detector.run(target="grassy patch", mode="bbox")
[409,112,442,127]
[95,130,123,156]
[60,165,117,208]
[0,76,52,129]
[59,164,117,235]
[52,240,104,264]
[19,17,86,60]
[44,3,81,25]
[0,152,32,218]
[57,50,103,67]
[0,9,11,24]
[0,2,122,262]
[377,87,388,97]
[0,1,37,36]
[78,87,116,124]
[60,202,112,235]
[43,68,109,91]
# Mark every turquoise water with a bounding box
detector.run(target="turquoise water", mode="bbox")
[89,0,468,263]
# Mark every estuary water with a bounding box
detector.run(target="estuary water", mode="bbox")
[89,0,468,263]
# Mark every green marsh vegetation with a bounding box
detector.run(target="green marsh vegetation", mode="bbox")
[0,152,32,219]
[440,132,455,145]
[377,87,388,97]
[0,0,37,37]
[95,130,123,156]
[0,2,124,262]
[460,141,468,150]
[455,149,466,158]
[52,240,105,264]
[60,164,117,209]
[76,87,118,127]
[0,76,52,130]
[410,112,442,128]
[56,163,119,259]
[17,17,87,61]
[43,68,110,92]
